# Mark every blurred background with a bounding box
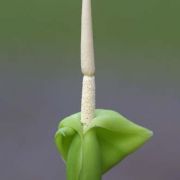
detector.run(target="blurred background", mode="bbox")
[0,0,179,179]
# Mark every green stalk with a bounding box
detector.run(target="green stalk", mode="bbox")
[80,130,101,180]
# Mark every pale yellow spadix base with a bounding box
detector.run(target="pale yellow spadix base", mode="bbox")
[81,76,95,127]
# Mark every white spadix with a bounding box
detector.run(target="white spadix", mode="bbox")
[81,0,95,127]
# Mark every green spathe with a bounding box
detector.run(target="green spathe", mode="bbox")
[55,109,153,180]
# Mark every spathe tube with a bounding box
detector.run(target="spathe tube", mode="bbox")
[55,109,153,180]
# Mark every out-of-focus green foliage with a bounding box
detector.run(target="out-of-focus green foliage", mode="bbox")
[0,0,180,47]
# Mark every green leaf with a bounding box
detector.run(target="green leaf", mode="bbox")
[55,109,153,180]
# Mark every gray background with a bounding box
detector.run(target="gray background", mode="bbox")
[0,0,180,179]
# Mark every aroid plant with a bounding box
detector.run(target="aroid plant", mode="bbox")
[54,0,153,179]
